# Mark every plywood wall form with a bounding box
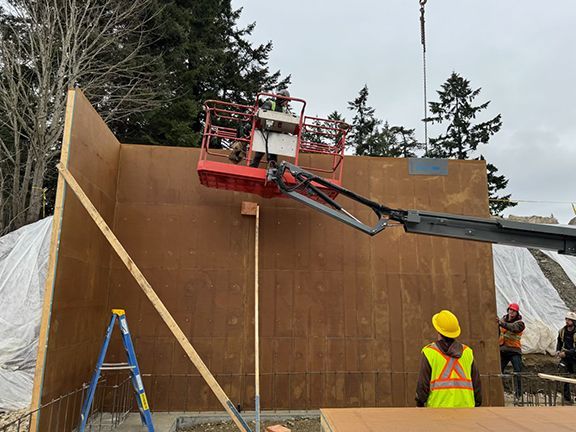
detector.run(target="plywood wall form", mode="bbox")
[35,90,503,418]
[105,147,503,410]
[32,90,121,428]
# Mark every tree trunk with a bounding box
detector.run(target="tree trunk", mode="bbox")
[11,150,34,230]
[0,167,5,233]
[26,157,46,224]
[10,123,22,228]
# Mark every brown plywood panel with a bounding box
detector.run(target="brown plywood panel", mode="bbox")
[289,372,307,408]
[293,273,311,337]
[34,89,121,423]
[39,96,502,414]
[274,271,294,337]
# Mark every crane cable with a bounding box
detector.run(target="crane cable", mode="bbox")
[419,0,429,156]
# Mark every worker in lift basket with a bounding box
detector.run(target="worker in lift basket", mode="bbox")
[498,302,525,402]
[228,123,252,164]
[249,89,291,168]
[556,311,576,405]
[416,310,482,408]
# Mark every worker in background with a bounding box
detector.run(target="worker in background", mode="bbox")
[416,310,482,408]
[228,123,252,164]
[249,89,291,168]
[498,302,525,402]
[556,311,576,405]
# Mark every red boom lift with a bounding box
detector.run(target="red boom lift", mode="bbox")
[197,92,348,199]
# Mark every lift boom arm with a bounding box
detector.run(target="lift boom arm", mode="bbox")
[268,162,576,256]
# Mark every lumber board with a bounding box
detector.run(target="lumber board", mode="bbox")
[255,205,261,430]
[56,163,252,432]
[241,201,258,216]
[539,372,576,384]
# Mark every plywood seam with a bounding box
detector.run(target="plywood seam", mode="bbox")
[105,142,125,334]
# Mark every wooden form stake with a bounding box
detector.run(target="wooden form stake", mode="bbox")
[57,164,252,432]
[241,201,260,432]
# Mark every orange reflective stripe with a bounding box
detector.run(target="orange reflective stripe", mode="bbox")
[503,332,521,341]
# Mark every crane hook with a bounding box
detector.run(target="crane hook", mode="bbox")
[419,0,427,5]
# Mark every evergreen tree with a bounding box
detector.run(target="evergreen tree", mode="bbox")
[390,126,422,157]
[379,124,422,158]
[426,72,502,159]
[482,156,518,216]
[114,1,290,147]
[426,72,515,215]
[328,111,345,123]
[361,122,396,157]
[347,85,380,155]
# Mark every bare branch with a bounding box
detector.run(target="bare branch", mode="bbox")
[0,0,166,232]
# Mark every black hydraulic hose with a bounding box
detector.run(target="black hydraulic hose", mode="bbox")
[275,162,396,219]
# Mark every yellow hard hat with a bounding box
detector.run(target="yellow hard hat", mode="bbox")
[432,310,461,338]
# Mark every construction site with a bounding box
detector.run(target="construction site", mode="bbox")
[1,1,576,432]
[0,85,572,432]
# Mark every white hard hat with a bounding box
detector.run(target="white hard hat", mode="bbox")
[566,312,576,321]
[277,89,290,98]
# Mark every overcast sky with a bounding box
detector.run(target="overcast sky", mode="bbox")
[233,0,576,223]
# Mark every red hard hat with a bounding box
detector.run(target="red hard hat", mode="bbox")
[508,303,520,312]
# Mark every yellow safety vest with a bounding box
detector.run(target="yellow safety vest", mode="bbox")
[265,99,288,113]
[422,342,475,408]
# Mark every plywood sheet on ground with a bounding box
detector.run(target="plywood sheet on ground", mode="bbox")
[105,145,502,410]
[320,407,576,432]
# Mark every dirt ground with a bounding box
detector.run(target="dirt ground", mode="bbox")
[0,408,31,430]
[529,249,576,310]
[179,417,320,432]
[522,353,562,374]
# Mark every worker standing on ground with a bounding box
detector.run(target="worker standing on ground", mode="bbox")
[416,310,482,408]
[556,311,576,405]
[249,89,291,168]
[498,303,525,402]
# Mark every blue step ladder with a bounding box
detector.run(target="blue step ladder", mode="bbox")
[79,309,154,432]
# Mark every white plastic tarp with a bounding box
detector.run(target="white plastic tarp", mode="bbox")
[493,245,568,355]
[0,217,52,411]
